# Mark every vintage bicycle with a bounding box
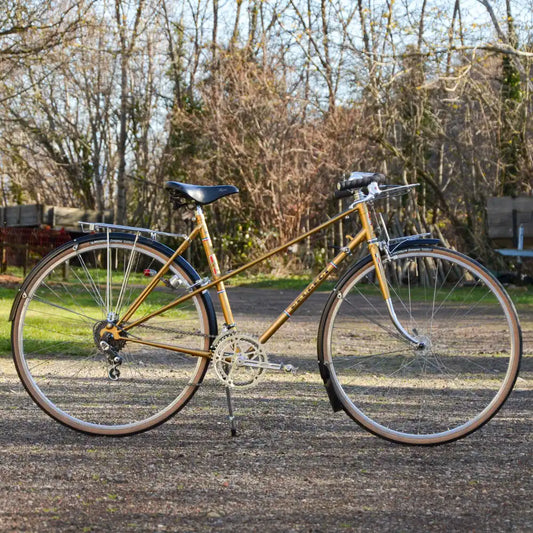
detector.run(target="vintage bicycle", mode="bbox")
[10,173,522,445]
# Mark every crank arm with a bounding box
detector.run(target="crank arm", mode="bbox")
[236,356,296,373]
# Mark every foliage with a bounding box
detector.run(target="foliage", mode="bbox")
[0,1,532,271]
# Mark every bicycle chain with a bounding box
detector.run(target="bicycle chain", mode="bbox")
[122,322,211,339]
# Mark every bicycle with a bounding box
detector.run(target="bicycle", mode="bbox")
[10,173,522,445]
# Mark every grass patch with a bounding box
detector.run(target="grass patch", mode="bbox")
[226,273,533,307]
[505,286,533,307]
[0,282,196,357]
[1,266,25,278]
[2,274,531,359]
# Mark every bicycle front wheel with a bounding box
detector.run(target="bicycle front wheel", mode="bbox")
[11,233,217,436]
[318,246,521,445]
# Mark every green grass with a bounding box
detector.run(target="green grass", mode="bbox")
[2,277,532,358]
[0,282,196,357]
[505,287,533,306]
[1,266,25,278]
[228,273,533,307]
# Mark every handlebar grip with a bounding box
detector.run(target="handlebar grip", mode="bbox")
[337,172,386,192]
[334,188,356,200]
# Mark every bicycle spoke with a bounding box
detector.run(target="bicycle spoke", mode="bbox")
[30,294,100,323]
[75,254,107,312]
[115,233,140,319]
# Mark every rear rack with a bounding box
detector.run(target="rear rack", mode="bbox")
[79,221,188,241]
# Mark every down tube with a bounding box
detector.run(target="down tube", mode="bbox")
[259,229,367,343]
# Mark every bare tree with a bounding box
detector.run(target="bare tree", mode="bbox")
[114,0,146,224]
[1,0,531,269]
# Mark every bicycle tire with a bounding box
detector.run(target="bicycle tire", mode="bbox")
[11,233,217,436]
[318,245,522,445]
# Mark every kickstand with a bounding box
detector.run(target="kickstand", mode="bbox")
[225,386,238,437]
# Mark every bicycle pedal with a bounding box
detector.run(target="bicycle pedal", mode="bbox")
[281,363,297,374]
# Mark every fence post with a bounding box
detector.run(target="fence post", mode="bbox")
[23,243,28,276]
[1,242,5,273]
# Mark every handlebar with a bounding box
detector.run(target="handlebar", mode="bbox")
[334,172,386,200]
[334,188,357,199]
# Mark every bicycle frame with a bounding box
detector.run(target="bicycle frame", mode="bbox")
[104,190,393,358]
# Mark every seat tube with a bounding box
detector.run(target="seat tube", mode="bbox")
[196,207,235,328]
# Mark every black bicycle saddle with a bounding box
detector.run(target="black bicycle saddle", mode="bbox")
[165,181,239,206]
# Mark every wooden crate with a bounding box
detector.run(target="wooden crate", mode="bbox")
[1,204,113,231]
[43,206,114,231]
[0,205,42,227]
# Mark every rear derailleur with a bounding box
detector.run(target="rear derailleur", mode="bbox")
[93,321,126,381]
[99,340,123,381]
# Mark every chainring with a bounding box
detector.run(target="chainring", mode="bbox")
[212,331,268,388]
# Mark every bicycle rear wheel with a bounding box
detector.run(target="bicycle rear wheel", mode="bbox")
[318,246,521,445]
[11,233,217,436]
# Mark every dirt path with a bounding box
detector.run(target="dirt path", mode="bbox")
[0,287,531,532]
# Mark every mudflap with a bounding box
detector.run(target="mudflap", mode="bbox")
[318,361,343,413]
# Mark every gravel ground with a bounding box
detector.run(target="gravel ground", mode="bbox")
[0,286,531,532]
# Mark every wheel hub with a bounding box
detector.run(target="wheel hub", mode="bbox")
[415,334,432,353]
[93,321,127,352]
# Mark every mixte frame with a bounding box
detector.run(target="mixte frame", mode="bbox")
[90,187,392,359]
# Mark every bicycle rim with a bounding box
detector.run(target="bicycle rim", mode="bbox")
[319,247,521,445]
[12,236,213,435]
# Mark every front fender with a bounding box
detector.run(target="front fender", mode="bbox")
[388,237,441,254]
[339,237,441,286]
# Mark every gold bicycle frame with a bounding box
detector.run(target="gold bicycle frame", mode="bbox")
[107,191,391,358]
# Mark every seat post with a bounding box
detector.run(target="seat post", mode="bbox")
[195,206,236,328]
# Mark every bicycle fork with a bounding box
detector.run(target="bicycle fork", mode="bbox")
[357,196,423,348]
[371,246,423,347]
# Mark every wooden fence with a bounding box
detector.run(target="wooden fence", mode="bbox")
[1,204,113,273]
